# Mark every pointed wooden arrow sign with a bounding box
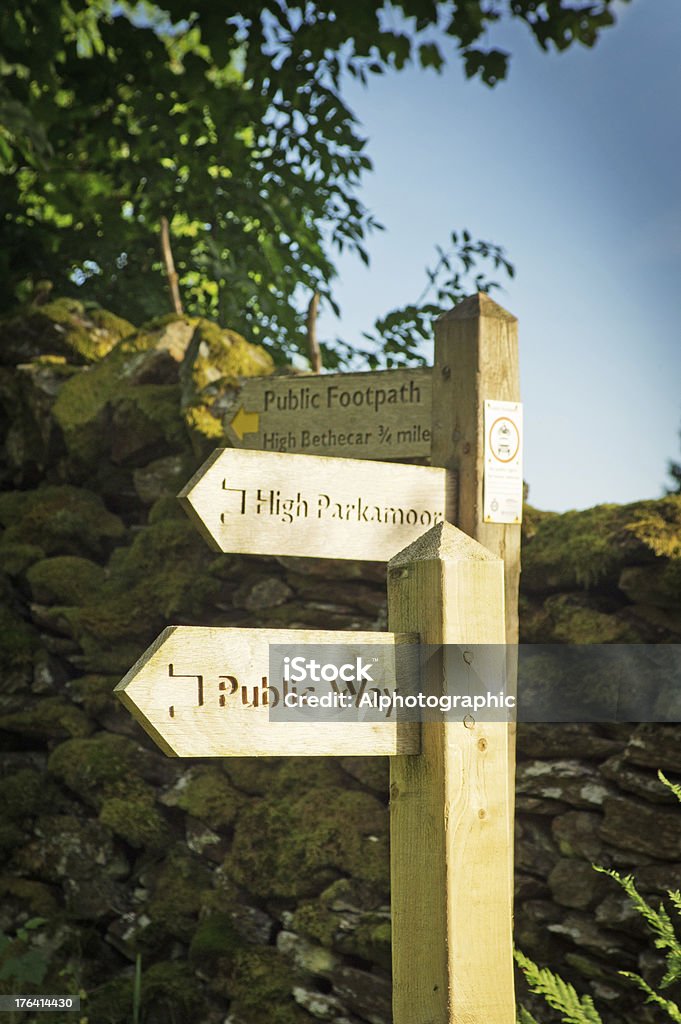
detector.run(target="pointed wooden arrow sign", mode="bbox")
[178,448,450,561]
[225,367,432,459]
[114,625,419,757]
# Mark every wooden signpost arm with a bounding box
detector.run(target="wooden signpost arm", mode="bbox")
[388,522,515,1024]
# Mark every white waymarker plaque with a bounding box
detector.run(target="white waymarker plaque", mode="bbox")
[483,399,523,525]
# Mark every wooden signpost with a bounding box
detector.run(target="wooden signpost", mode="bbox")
[115,626,419,757]
[226,366,432,459]
[179,447,449,561]
[116,293,521,1024]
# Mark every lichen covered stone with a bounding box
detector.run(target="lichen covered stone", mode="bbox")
[0,297,134,365]
[522,497,681,592]
[47,733,167,811]
[228,787,389,900]
[161,766,242,831]
[27,555,106,605]
[0,486,124,558]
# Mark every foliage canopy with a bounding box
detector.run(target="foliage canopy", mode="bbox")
[1,0,625,364]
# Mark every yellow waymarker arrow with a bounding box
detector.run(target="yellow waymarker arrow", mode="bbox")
[230,405,260,441]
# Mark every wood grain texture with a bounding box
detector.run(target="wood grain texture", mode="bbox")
[388,522,515,1024]
[178,447,447,562]
[225,367,432,459]
[115,626,420,757]
[433,292,521,901]
[432,292,521,643]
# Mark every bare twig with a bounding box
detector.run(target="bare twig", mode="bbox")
[306,290,322,372]
[160,215,183,315]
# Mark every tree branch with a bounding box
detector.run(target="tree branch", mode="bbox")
[307,290,321,372]
[160,215,183,315]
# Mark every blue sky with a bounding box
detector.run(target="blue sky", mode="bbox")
[318,0,681,513]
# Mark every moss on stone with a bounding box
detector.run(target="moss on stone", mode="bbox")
[55,369,189,470]
[545,594,642,643]
[141,960,205,1023]
[162,767,241,831]
[188,320,274,390]
[57,517,219,670]
[109,384,188,463]
[0,486,124,558]
[0,877,59,918]
[52,364,118,466]
[66,674,120,719]
[0,822,26,853]
[624,495,681,559]
[52,310,273,462]
[228,787,389,900]
[0,543,45,577]
[0,603,37,670]
[47,733,159,811]
[289,901,337,949]
[178,318,274,442]
[348,917,392,970]
[38,298,133,361]
[521,503,560,540]
[27,555,106,605]
[188,913,242,965]
[291,882,391,969]
[99,796,169,851]
[147,495,188,524]
[619,560,681,607]
[147,847,212,942]
[133,453,194,506]
[226,948,308,1024]
[0,297,134,366]
[2,769,49,818]
[182,403,224,439]
[338,756,389,795]
[81,972,136,1024]
[84,961,201,1024]
[518,593,553,643]
[0,698,92,741]
[15,813,127,889]
[118,313,195,356]
[53,353,187,470]
[87,307,135,344]
[522,496,681,594]
[222,757,281,795]
[270,757,352,797]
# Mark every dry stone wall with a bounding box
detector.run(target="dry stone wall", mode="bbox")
[0,299,680,1023]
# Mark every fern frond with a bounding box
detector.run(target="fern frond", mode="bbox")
[594,868,677,946]
[669,890,681,917]
[517,1007,541,1024]
[620,971,681,1023]
[515,949,603,1024]
[659,771,681,804]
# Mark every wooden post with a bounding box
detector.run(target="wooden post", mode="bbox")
[432,292,521,643]
[388,522,515,1024]
[432,291,521,899]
